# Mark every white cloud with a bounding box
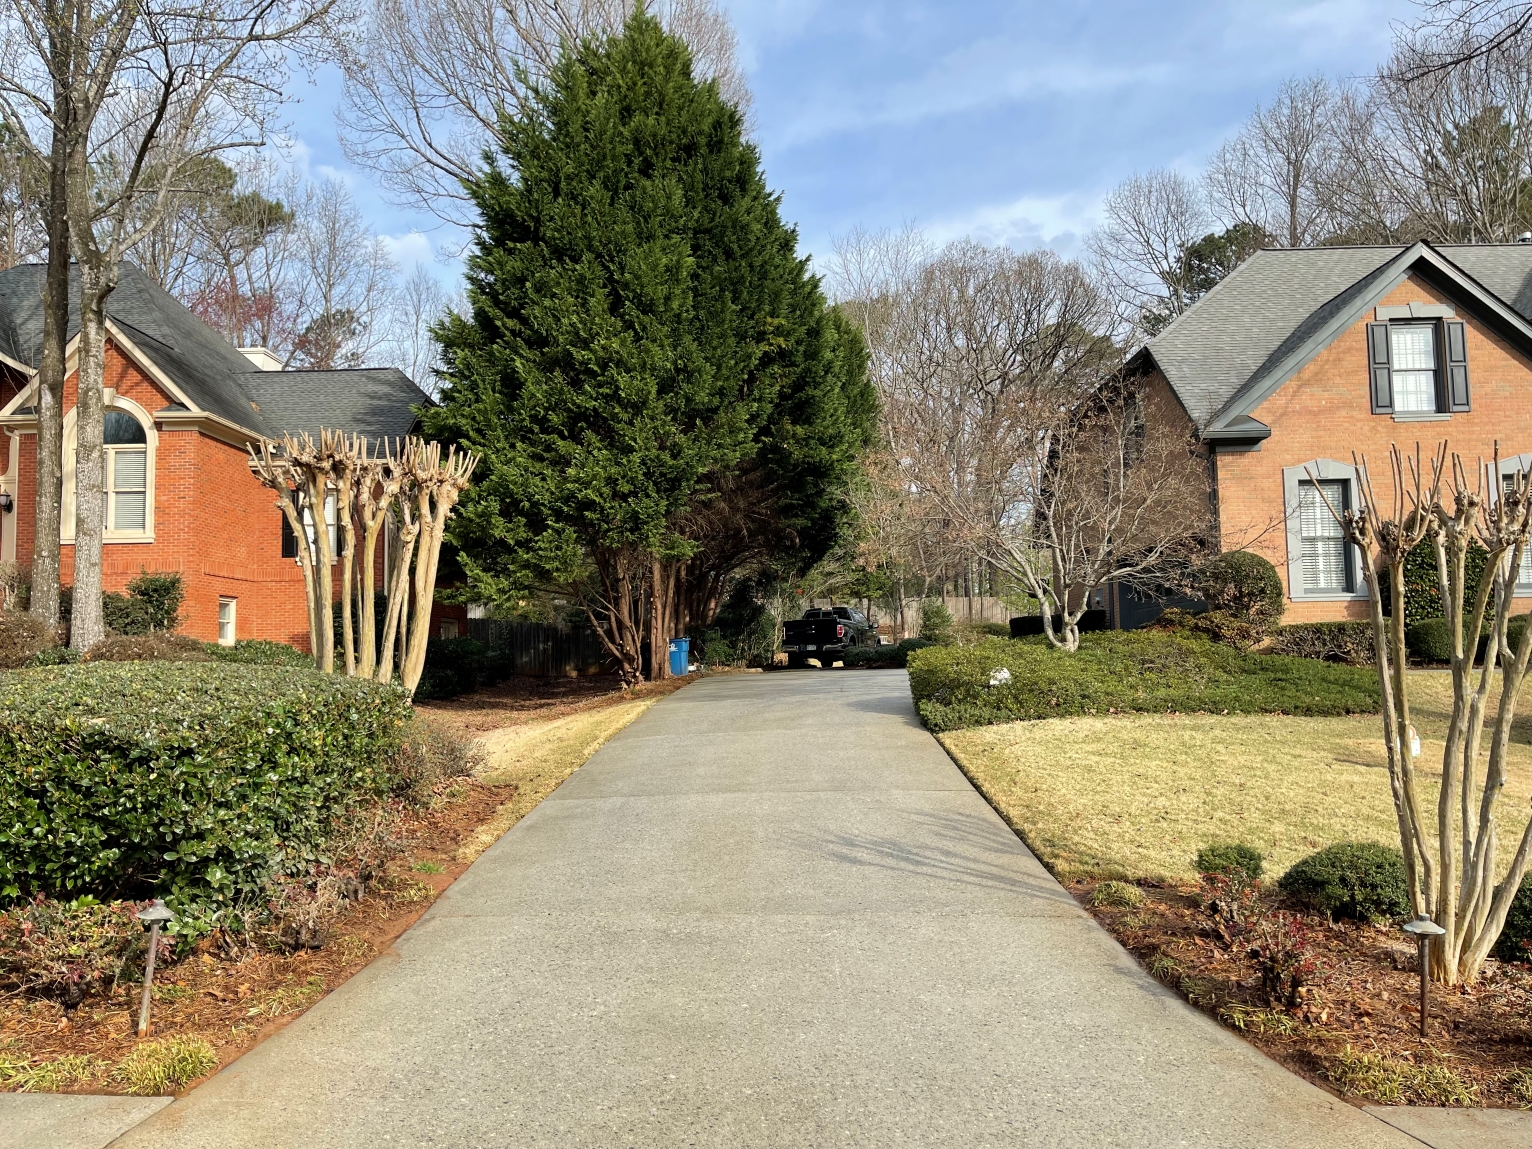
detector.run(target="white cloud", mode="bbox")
[921,191,1106,258]
[380,231,435,271]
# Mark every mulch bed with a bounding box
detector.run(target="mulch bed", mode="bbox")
[1073,878,1532,1108]
[2,671,685,1096]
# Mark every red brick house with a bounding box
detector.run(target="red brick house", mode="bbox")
[1130,241,1532,624]
[0,262,444,647]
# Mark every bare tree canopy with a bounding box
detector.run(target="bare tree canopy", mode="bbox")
[1087,169,1209,337]
[337,0,749,230]
[834,230,1208,651]
[1204,76,1339,249]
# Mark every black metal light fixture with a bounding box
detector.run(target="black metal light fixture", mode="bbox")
[0,492,13,513]
[1403,916,1446,1036]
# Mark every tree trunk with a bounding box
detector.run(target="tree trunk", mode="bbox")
[69,267,112,652]
[29,123,69,632]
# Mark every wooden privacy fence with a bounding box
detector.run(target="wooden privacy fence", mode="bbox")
[467,618,613,677]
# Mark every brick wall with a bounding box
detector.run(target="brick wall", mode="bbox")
[1210,271,1532,622]
[8,342,310,643]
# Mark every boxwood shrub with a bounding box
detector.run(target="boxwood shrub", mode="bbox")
[841,638,934,669]
[0,662,410,909]
[1269,621,1375,666]
[906,632,1380,732]
[1277,841,1410,922]
[1492,871,1532,963]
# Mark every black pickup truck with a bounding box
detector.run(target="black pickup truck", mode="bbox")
[782,606,878,668]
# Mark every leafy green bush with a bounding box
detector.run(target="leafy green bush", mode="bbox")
[0,662,410,909]
[1197,551,1284,629]
[86,634,209,663]
[102,571,184,636]
[841,638,934,669]
[1278,842,1410,922]
[918,599,954,645]
[414,637,488,700]
[1270,621,1375,665]
[23,645,80,668]
[0,896,152,1005]
[0,611,56,669]
[1195,842,1265,879]
[907,632,1380,732]
[1381,537,1488,624]
[203,639,313,667]
[1491,871,1532,963]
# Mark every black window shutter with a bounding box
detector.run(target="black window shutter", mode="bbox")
[1367,322,1393,413]
[1445,320,1470,411]
[281,513,297,559]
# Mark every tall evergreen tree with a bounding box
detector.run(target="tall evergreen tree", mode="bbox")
[429,10,872,682]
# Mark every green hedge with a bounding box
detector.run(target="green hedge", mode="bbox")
[0,663,410,909]
[907,632,1380,732]
[415,637,489,700]
[842,638,934,669]
[1269,621,1375,666]
[203,639,313,667]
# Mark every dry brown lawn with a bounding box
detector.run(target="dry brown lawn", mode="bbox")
[940,670,1532,883]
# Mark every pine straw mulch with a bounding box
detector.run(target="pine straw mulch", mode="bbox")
[1,671,697,1097]
[1072,877,1532,1109]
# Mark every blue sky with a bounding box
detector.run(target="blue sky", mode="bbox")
[280,0,1422,284]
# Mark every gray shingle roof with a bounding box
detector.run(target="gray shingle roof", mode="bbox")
[240,368,430,443]
[0,262,429,441]
[1143,243,1532,431]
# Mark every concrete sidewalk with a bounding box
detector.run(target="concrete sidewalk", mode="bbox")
[113,671,1422,1148]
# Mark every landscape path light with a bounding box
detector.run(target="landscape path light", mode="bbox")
[1402,916,1446,1037]
[135,899,174,1037]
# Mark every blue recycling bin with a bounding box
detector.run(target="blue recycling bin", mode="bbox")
[668,637,690,676]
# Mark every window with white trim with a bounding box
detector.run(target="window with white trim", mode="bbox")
[1299,479,1352,593]
[104,410,148,532]
[1503,469,1532,588]
[217,597,237,646]
[1389,324,1439,413]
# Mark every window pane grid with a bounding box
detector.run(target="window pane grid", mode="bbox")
[1390,325,1438,412]
[107,446,148,533]
[1300,480,1350,593]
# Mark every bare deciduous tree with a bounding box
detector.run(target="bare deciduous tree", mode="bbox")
[337,0,748,232]
[1205,76,1339,248]
[1317,444,1532,984]
[0,0,337,648]
[1087,169,1209,338]
[287,177,397,369]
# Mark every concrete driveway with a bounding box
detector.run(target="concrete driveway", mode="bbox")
[113,670,1417,1148]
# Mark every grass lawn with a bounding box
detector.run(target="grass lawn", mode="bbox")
[940,671,1532,883]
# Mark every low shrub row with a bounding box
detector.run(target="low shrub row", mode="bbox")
[907,632,1380,732]
[413,636,521,700]
[1268,621,1375,666]
[0,662,411,915]
[841,638,935,669]
[1185,837,1532,960]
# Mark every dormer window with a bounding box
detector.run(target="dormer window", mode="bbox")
[1389,324,1439,412]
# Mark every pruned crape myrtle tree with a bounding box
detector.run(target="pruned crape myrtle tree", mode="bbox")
[250,431,478,697]
[1314,443,1532,983]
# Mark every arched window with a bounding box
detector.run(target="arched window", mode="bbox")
[104,410,148,532]
[61,398,156,543]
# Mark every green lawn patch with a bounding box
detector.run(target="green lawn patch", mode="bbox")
[907,631,1379,732]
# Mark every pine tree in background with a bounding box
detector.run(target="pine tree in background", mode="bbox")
[429,10,873,683]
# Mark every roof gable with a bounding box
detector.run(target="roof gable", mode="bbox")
[1142,242,1532,434]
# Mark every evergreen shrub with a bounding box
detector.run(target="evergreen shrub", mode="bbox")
[1278,842,1410,922]
[204,639,313,667]
[907,633,1379,732]
[0,662,410,906]
[86,634,209,663]
[1195,842,1265,879]
[102,571,183,635]
[0,612,57,669]
[841,638,934,668]
[918,599,954,645]
[1491,871,1532,963]
[414,637,487,700]
[1197,551,1284,628]
[1380,537,1489,623]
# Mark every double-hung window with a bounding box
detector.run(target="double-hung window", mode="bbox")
[104,410,148,533]
[1389,324,1439,413]
[1299,479,1351,593]
[1504,470,1532,588]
